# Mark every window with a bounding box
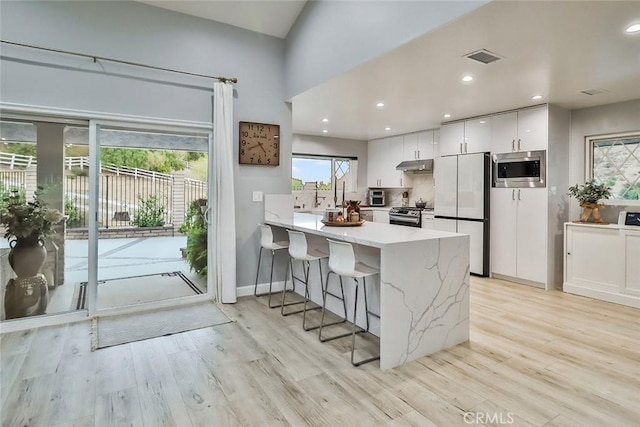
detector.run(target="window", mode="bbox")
[587,132,640,201]
[291,155,358,192]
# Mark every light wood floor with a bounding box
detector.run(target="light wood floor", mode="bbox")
[1,277,639,427]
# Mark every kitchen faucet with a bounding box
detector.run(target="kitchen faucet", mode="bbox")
[314,181,326,208]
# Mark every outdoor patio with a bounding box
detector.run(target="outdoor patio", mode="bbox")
[1,235,207,319]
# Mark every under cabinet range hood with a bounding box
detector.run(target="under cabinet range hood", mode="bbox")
[396,159,434,172]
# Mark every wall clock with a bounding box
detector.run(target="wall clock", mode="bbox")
[238,121,280,166]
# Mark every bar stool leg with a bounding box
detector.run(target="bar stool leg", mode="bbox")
[302,260,321,331]
[319,273,364,343]
[281,258,322,317]
[350,277,380,367]
[253,246,263,297]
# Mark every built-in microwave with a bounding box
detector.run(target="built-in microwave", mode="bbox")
[492,150,546,188]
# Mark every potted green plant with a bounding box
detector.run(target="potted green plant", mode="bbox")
[0,189,64,319]
[567,180,612,223]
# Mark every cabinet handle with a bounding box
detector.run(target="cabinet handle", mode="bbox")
[464,142,468,153]
[517,139,521,151]
[417,150,420,158]
[518,189,521,200]
[459,143,463,154]
[512,189,515,200]
[400,178,403,187]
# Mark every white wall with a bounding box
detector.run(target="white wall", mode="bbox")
[0,0,293,290]
[569,99,640,222]
[285,0,488,98]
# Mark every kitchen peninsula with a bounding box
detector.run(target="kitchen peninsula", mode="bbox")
[264,195,470,369]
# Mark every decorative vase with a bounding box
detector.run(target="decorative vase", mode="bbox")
[4,235,49,319]
[579,201,606,223]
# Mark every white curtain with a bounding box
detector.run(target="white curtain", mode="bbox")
[213,81,237,303]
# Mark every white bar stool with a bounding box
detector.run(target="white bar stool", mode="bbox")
[281,230,327,331]
[321,238,380,367]
[253,224,289,308]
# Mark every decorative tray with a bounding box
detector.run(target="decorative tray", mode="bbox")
[321,219,365,227]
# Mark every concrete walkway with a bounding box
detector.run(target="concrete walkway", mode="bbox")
[65,235,191,283]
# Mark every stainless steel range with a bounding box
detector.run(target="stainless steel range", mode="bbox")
[389,207,433,227]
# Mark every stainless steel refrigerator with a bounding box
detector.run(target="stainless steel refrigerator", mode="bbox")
[434,152,490,276]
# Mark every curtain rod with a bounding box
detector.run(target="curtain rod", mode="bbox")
[0,39,238,83]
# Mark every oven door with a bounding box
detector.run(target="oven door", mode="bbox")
[493,150,546,188]
[389,214,421,227]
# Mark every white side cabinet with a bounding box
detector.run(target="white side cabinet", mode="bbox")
[491,106,548,153]
[564,223,640,308]
[491,188,547,286]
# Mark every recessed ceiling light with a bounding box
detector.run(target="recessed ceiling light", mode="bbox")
[461,75,474,82]
[0,138,5,141]
[479,120,486,124]
[443,114,451,119]
[625,23,640,33]
[322,118,329,123]
[385,127,391,131]
[376,102,385,107]
[322,129,328,133]
[531,94,543,100]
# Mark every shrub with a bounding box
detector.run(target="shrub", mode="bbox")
[64,196,82,227]
[181,199,207,276]
[132,195,166,227]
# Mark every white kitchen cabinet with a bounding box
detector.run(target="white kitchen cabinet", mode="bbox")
[490,106,547,153]
[368,136,412,188]
[490,188,517,277]
[464,117,491,154]
[439,122,464,156]
[373,209,389,224]
[440,119,491,156]
[515,188,548,284]
[403,130,435,160]
[421,213,434,229]
[491,188,547,286]
[564,224,640,308]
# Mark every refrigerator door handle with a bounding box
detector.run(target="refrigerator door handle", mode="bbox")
[512,189,515,200]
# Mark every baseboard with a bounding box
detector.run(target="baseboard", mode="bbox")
[563,283,640,308]
[491,273,545,289]
[237,281,286,298]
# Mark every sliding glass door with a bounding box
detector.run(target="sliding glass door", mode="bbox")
[86,121,214,315]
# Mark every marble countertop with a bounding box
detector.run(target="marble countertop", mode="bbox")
[265,213,461,249]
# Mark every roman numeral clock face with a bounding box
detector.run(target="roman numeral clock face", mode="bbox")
[238,121,280,166]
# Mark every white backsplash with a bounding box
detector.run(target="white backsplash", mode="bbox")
[384,173,435,207]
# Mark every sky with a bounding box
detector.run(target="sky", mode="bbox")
[291,158,331,184]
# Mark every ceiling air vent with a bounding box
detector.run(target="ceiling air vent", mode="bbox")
[464,49,503,64]
[580,88,608,96]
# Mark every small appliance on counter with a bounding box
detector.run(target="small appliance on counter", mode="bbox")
[369,189,386,207]
[619,211,640,228]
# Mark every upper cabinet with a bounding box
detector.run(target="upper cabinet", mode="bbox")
[368,136,412,188]
[402,130,435,160]
[440,122,464,156]
[491,106,548,154]
[464,117,491,153]
[440,117,491,156]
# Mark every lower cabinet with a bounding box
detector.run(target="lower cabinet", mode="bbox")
[564,223,640,308]
[373,209,389,224]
